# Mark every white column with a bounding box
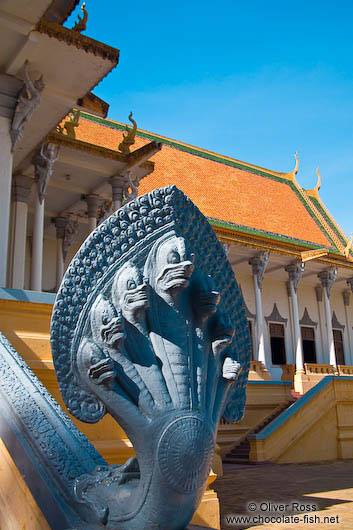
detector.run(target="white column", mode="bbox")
[109,176,125,211]
[285,262,305,372]
[315,286,325,364]
[249,252,269,367]
[343,290,353,365]
[10,175,32,289]
[318,268,337,369]
[30,194,44,291]
[30,142,59,291]
[0,116,13,287]
[55,217,67,291]
[86,194,99,233]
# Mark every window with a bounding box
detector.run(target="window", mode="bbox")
[301,326,317,364]
[333,329,345,365]
[269,323,286,365]
[248,320,254,360]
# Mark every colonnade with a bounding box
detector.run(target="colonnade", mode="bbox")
[8,159,134,292]
[247,251,353,375]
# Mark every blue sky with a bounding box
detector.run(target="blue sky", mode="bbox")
[66,1,353,236]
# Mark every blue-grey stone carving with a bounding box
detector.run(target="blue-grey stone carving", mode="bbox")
[51,185,251,529]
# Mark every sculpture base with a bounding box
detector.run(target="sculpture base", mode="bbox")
[189,522,218,529]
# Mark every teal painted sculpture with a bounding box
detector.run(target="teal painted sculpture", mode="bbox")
[51,185,251,529]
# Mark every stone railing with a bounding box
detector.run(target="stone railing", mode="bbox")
[337,365,353,376]
[304,363,335,375]
[248,360,271,381]
[281,364,295,383]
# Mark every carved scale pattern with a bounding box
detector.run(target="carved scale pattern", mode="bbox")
[0,331,105,497]
[51,186,250,424]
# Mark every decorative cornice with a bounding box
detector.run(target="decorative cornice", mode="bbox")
[265,303,288,325]
[42,0,80,25]
[299,308,318,328]
[47,132,155,175]
[77,92,109,118]
[214,225,353,271]
[35,20,120,63]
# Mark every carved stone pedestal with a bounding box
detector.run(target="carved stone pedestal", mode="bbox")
[294,364,335,394]
[248,360,271,381]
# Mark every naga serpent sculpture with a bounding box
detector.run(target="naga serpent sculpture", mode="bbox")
[51,186,251,529]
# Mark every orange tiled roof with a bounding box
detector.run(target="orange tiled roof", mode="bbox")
[74,114,334,249]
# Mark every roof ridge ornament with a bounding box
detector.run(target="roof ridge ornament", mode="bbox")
[72,2,88,33]
[277,151,299,182]
[118,112,137,154]
[304,166,322,199]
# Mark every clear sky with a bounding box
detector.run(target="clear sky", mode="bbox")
[66,1,353,237]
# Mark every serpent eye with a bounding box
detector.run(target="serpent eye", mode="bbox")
[91,355,100,364]
[127,279,137,290]
[167,250,180,264]
[102,313,110,325]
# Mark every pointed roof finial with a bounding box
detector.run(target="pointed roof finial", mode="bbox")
[280,151,299,181]
[304,165,322,199]
[118,112,137,154]
[72,2,88,33]
[314,166,321,193]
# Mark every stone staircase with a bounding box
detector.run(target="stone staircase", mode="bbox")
[223,396,297,465]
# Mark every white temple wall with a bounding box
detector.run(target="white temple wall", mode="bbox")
[262,277,293,380]
[297,284,324,364]
[331,289,351,365]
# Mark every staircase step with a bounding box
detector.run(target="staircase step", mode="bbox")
[223,397,298,465]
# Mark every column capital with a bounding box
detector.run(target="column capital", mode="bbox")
[222,243,230,256]
[55,216,69,240]
[63,218,79,260]
[318,267,337,298]
[86,194,100,219]
[315,285,323,302]
[249,251,269,289]
[285,260,305,293]
[343,290,350,307]
[12,174,33,204]
[346,277,353,293]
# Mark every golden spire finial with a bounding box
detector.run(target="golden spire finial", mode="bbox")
[72,2,88,33]
[281,151,299,181]
[118,112,137,154]
[303,165,322,199]
[314,166,321,193]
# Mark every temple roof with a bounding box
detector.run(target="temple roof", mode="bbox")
[73,112,350,258]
